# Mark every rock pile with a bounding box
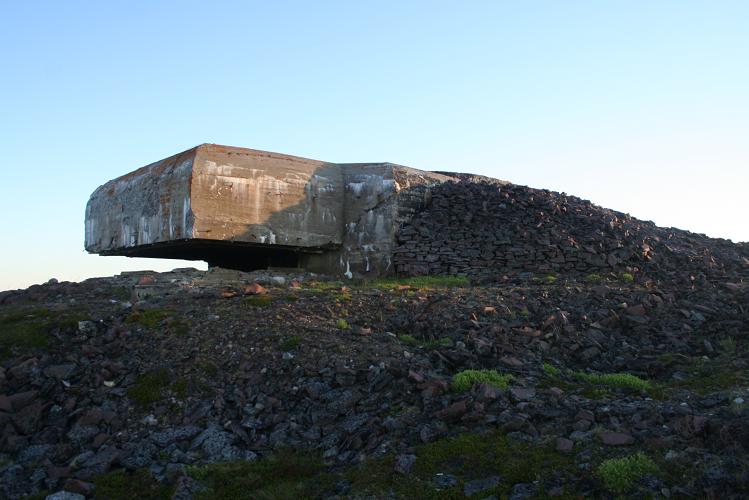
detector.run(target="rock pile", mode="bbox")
[394,180,749,282]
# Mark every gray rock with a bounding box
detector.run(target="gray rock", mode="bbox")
[433,473,458,489]
[46,492,85,500]
[43,364,76,380]
[17,444,52,465]
[464,476,501,497]
[191,425,241,461]
[151,426,202,447]
[394,454,416,474]
[120,440,157,469]
[509,482,538,500]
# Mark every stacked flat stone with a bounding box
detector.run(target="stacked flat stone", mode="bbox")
[394,180,748,282]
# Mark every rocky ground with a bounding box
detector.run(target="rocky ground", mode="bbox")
[0,265,748,499]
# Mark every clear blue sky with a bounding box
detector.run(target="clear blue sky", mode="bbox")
[1,1,747,290]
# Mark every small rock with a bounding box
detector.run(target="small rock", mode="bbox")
[464,476,501,497]
[43,364,76,380]
[244,283,267,295]
[599,431,635,446]
[509,482,538,500]
[62,479,93,496]
[555,437,573,453]
[433,473,458,489]
[435,400,469,422]
[77,321,97,335]
[46,492,85,500]
[510,387,536,402]
[394,454,416,474]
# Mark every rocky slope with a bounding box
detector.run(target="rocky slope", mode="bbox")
[1,260,748,498]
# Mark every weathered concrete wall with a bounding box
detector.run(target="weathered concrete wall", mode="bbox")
[85,148,196,254]
[190,145,343,248]
[310,164,452,278]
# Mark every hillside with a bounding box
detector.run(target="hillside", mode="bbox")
[1,181,748,499]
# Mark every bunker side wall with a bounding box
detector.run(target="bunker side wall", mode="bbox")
[84,147,197,253]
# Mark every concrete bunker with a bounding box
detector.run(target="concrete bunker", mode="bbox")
[85,144,453,277]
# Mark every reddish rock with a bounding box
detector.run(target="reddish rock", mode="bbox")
[0,394,11,412]
[675,415,709,438]
[137,275,155,285]
[9,390,39,412]
[63,478,94,496]
[510,387,536,401]
[435,400,469,422]
[244,283,268,295]
[556,437,574,453]
[12,402,43,435]
[407,370,425,383]
[418,379,448,398]
[626,304,647,316]
[600,432,635,446]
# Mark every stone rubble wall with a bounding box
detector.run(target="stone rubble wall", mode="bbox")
[393,179,749,282]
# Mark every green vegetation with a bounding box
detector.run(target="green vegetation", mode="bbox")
[597,453,659,493]
[364,275,469,290]
[307,280,345,291]
[330,290,352,302]
[398,334,452,350]
[451,369,513,393]
[571,371,651,392]
[127,368,170,405]
[169,317,190,336]
[171,377,189,399]
[127,308,171,328]
[188,449,330,500]
[542,362,561,377]
[663,357,748,395]
[245,295,274,307]
[518,308,530,318]
[398,334,419,346]
[348,431,576,499]
[584,273,604,282]
[544,274,558,284]
[93,468,173,499]
[336,319,350,330]
[619,272,635,282]
[280,335,301,351]
[0,307,85,359]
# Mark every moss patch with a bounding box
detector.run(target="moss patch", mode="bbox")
[127,368,170,406]
[349,431,576,499]
[0,307,85,359]
[280,335,301,351]
[364,275,469,290]
[93,468,172,499]
[597,452,659,493]
[245,295,275,307]
[451,369,513,393]
[188,449,331,500]
[126,309,171,328]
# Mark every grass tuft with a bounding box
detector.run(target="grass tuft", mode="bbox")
[126,309,171,328]
[280,335,301,351]
[597,452,659,493]
[572,371,651,391]
[336,319,350,330]
[452,369,513,393]
[245,295,274,307]
[364,275,469,290]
